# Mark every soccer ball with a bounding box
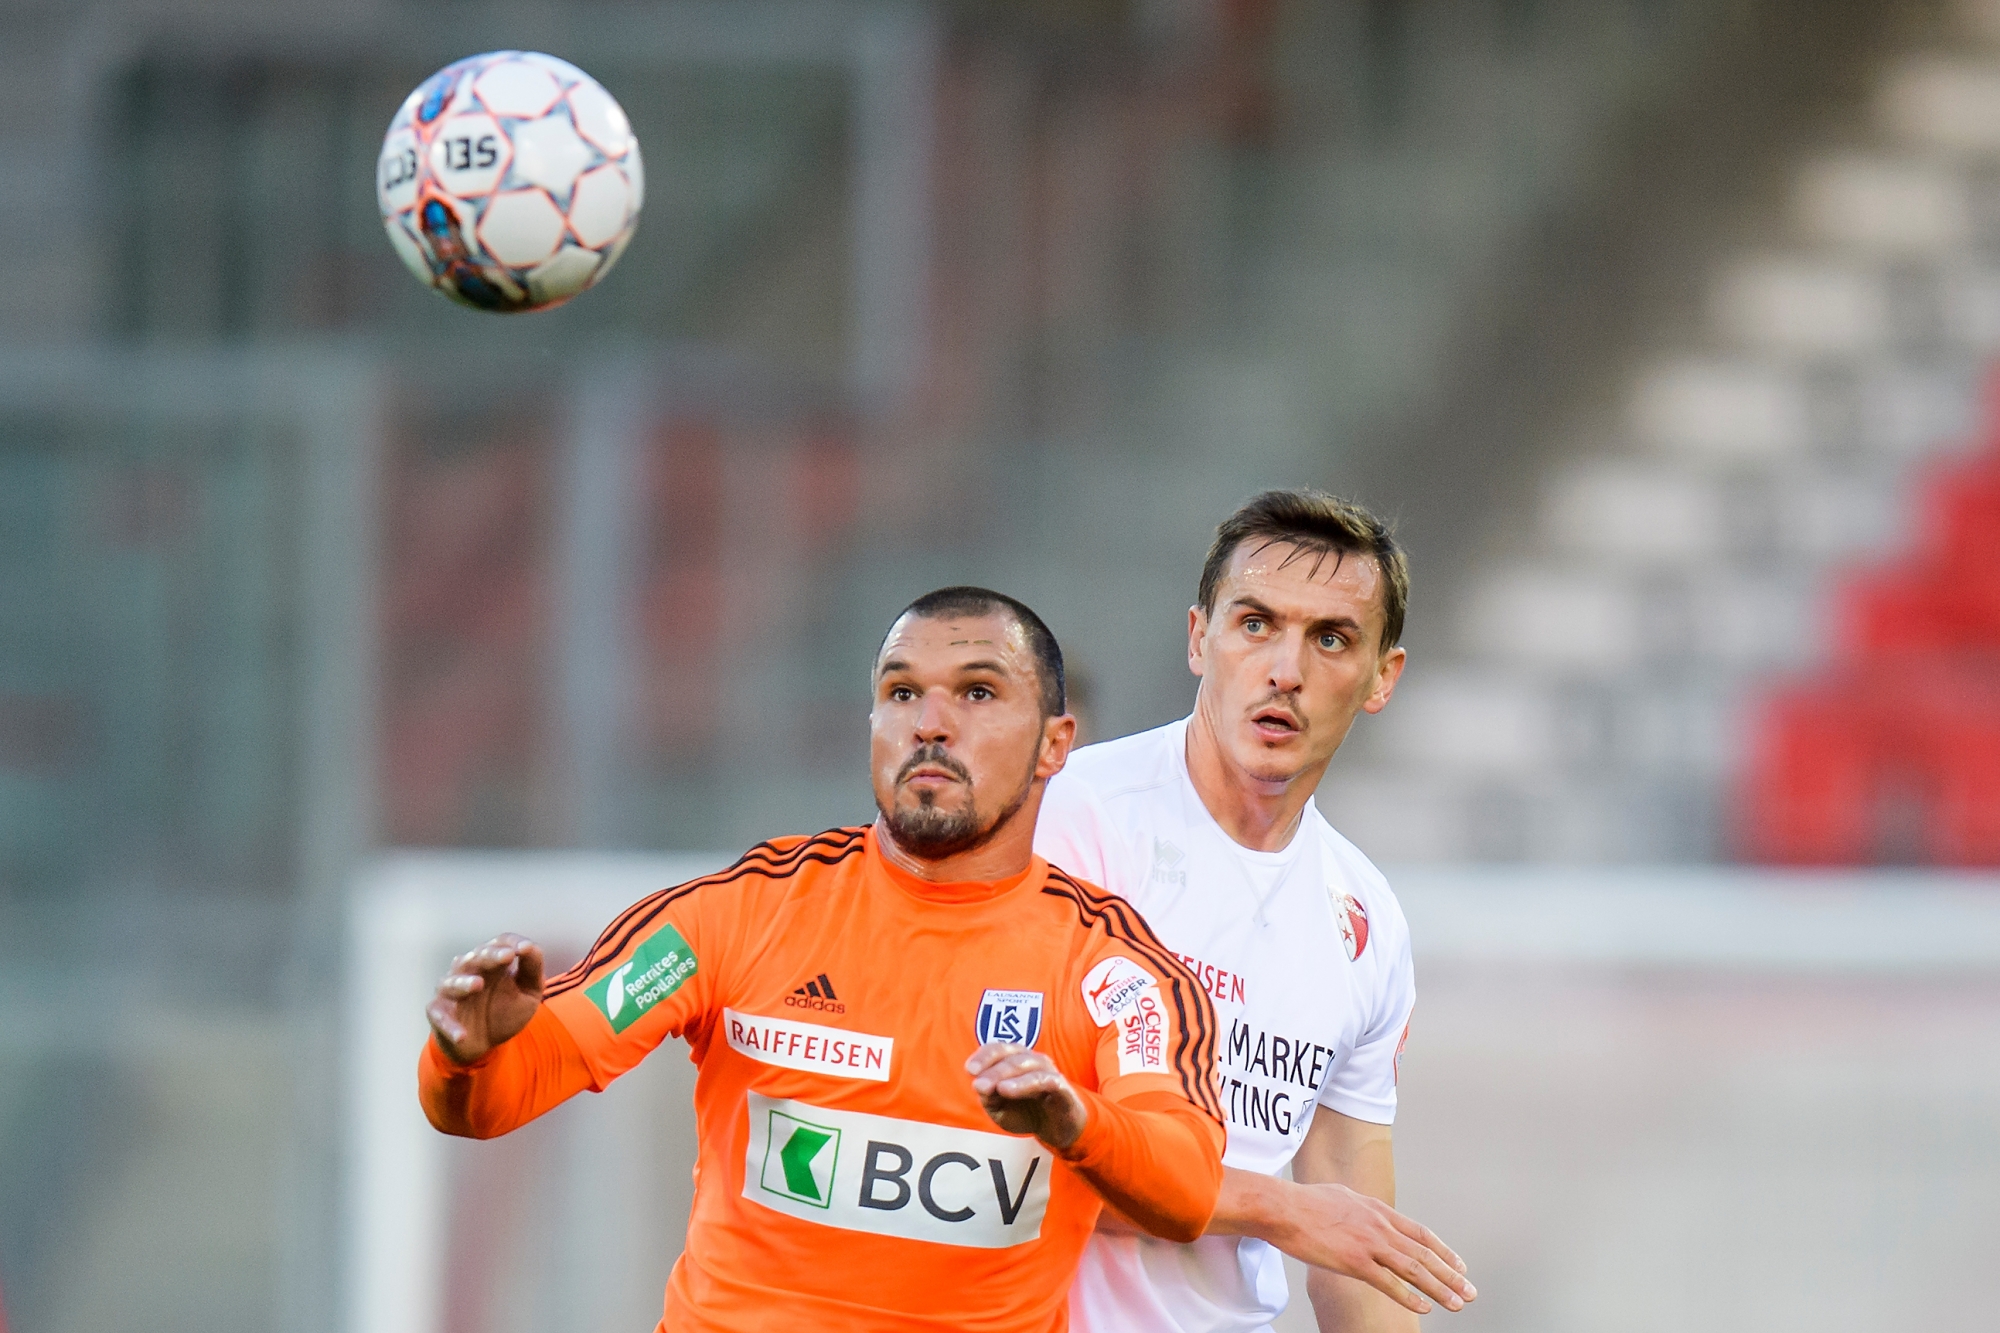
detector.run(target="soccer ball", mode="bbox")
[377,51,643,313]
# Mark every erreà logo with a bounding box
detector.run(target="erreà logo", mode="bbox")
[743,1093,1050,1248]
[585,923,698,1033]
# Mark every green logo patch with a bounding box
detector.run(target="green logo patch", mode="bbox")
[584,924,698,1033]
[758,1109,841,1207]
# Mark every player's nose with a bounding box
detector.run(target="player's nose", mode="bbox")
[1265,634,1307,691]
[912,687,954,741]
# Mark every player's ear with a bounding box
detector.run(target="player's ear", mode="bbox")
[1186,605,1208,678]
[1362,645,1407,715]
[1036,711,1078,778]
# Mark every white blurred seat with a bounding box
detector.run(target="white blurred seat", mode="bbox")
[1667,567,1822,670]
[1758,464,1912,560]
[1938,263,2000,351]
[1794,155,1971,255]
[1630,360,1810,458]
[1847,362,1981,460]
[1368,669,1563,778]
[1459,565,1642,670]
[1711,258,1890,357]
[1543,460,1727,561]
[1876,58,2000,154]
[1315,772,1473,864]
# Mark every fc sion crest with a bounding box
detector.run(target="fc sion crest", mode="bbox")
[1337,892,1370,962]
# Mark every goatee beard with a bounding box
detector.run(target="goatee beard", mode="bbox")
[884,799,987,858]
[880,743,1037,860]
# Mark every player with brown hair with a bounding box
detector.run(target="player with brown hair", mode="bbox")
[419,586,1225,1333]
[1035,489,1475,1332]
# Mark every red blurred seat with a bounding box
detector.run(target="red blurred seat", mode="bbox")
[1741,385,2000,865]
[1742,681,1885,864]
[1926,670,2000,865]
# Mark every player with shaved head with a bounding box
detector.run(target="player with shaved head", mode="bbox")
[1034,490,1477,1332]
[419,586,1226,1333]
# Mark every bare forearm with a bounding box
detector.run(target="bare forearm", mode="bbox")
[1307,1268,1420,1333]
[1203,1166,1295,1240]
[1209,1167,1449,1326]
[1229,1112,1473,1317]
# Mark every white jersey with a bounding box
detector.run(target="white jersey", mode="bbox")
[1034,718,1415,1333]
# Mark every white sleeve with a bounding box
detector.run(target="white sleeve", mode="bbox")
[1317,891,1414,1126]
[1033,768,1135,900]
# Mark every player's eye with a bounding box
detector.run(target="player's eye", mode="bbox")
[888,684,915,702]
[966,684,994,702]
[1242,617,1266,635]
[1319,632,1345,650]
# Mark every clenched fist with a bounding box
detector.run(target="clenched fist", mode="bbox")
[966,1042,1088,1150]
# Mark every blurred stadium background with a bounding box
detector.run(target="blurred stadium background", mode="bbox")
[3,0,1999,1330]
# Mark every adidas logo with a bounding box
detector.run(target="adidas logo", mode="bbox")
[783,972,845,1013]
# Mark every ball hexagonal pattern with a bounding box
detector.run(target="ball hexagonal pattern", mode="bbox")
[376,51,643,313]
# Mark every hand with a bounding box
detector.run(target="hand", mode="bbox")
[966,1042,1088,1150]
[1270,1179,1473,1314]
[426,933,545,1065]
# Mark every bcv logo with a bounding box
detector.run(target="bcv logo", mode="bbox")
[744,1093,1051,1247]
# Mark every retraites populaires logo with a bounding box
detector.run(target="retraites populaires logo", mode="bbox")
[586,924,698,1034]
[1080,955,1167,1077]
[744,1092,1051,1248]
[786,972,845,1014]
[724,1008,893,1082]
[975,989,1043,1048]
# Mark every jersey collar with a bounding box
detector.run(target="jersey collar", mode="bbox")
[866,825,1046,906]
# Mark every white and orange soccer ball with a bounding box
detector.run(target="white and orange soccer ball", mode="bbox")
[377,51,643,313]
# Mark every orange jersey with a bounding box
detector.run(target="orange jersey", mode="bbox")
[420,826,1224,1333]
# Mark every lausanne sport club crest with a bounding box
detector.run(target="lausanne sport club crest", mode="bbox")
[976,989,1044,1047]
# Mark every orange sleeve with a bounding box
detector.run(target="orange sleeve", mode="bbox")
[418,1004,596,1139]
[1057,1087,1225,1243]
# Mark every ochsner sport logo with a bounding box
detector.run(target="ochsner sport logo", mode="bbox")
[1081,955,1167,1076]
[585,924,698,1034]
[743,1093,1050,1248]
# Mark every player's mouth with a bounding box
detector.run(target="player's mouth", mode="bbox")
[897,745,973,789]
[1249,706,1303,741]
